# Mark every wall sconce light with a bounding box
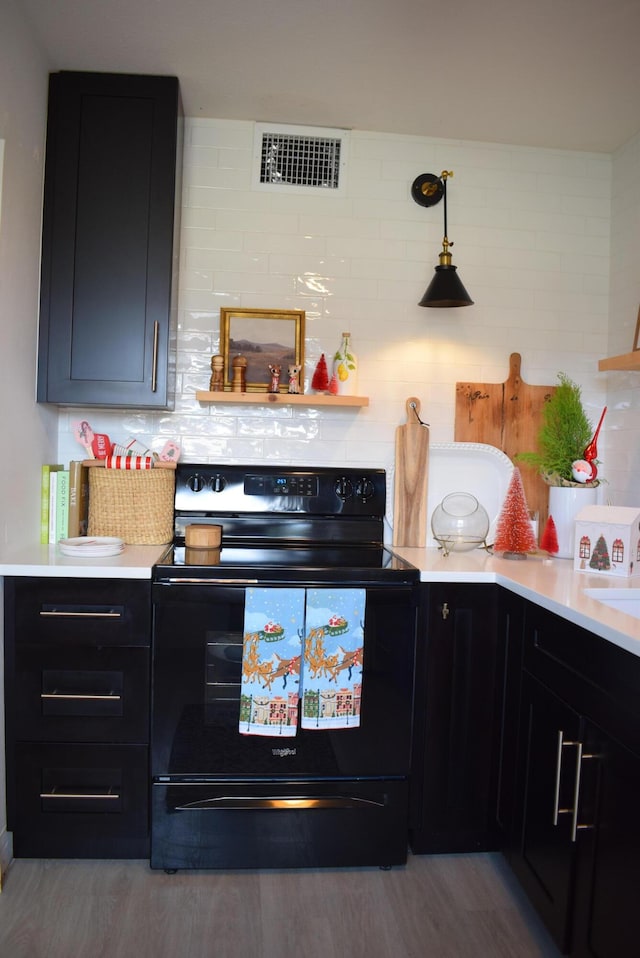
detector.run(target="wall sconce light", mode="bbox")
[411,170,473,308]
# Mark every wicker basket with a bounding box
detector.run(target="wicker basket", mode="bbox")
[88,468,175,544]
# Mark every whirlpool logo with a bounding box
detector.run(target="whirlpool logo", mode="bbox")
[272,747,297,757]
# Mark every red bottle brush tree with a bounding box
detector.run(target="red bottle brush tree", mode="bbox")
[311,354,329,392]
[540,515,559,555]
[494,467,537,558]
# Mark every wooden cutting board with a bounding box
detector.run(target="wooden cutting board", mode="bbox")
[393,397,430,547]
[454,353,556,533]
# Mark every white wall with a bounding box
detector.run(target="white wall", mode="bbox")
[0,0,53,879]
[603,131,640,506]
[58,119,611,513]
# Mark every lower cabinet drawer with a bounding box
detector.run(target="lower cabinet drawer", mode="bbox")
[11,645,149,743]
[10,743,149,859]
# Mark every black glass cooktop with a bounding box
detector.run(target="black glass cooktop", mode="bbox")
[153,543,419,584]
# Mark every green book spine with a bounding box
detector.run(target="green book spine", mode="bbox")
[55,470,70,544]
[41,464,62,545]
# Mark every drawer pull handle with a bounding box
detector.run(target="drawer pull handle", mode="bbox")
[553,731,597,841]
[39,610,122,618]
[41,692,122,701]
[570,743,597,843]
[40,789,120,800]
[552,729,566,825]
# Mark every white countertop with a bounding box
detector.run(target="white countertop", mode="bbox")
[393,546,640,659]
[0,541,168,578]
[1,540,639,659]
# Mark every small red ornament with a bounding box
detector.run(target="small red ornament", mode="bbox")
[582,405,607,481]
[311,354,330,392]
[494,467,537,557]
[328,373,339,396]
[540,515,559,554]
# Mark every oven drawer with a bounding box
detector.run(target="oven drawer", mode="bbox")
[151,779,409,870]
[10,743,149,859]
[8,578,151,648]
[10,644,149,743]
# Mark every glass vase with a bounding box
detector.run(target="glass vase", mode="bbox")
[431,492,490,555]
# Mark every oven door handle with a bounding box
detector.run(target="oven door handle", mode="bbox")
[156,578,260,585]
[171,795,386,811]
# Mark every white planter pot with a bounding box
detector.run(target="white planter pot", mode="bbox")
[548,485,599,558]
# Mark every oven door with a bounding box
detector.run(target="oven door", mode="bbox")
[151,582,418,782]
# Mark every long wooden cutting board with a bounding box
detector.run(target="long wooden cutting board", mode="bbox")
[393,397,430,548]
[454,353,556,533]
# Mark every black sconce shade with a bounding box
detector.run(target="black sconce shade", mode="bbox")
[412,171,473,308]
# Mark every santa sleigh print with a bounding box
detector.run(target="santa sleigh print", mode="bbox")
[240,587,367,735]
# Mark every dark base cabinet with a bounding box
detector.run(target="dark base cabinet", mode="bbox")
[12,743,149,859]
[500,600,640,958]
[410,584,500,854]
[4,577,151,859]
[571,719,640,958]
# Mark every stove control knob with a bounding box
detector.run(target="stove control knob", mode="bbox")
[334,477,353,500]
[186,473,207,493]
[210,473,226,493]
[356,477,375,502]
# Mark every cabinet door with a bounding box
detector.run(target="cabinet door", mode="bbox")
[37,72,181,407]
[494,588,525,852]
[571,721,640,958]
[410,584,499,853]
[513,674,581,953]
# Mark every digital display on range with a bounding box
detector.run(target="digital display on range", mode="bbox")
[245,475,319,496]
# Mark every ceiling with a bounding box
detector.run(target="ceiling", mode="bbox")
[21,0,640,153]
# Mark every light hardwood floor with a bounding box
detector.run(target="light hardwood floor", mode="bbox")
[0,852,560,958]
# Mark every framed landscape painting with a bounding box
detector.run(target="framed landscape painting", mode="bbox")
[220,307,305,391]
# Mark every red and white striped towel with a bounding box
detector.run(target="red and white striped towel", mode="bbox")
[104,455,154,470]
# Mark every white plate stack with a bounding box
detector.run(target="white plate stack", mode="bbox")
[58,536,124,558]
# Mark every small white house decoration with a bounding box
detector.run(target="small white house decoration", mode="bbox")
[573,505,640,577]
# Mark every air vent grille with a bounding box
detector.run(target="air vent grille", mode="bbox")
[254,124,348,194]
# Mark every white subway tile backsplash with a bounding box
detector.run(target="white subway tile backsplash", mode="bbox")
[56,118,635,509]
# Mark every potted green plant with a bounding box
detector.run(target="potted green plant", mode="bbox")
[516,373,603,557]
[517,373,599,486]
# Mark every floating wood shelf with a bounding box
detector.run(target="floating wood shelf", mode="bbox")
[195,391,369,407]
[598,352,640,372]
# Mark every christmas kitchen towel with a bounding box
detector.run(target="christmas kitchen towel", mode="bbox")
[239,587,305,736]
[301,588,365,730]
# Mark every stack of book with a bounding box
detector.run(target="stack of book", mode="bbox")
[40,461,89,545]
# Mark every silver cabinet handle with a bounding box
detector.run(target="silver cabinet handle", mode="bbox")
[152,320,159,392]
[41,692,122,701]
[553,730,597,841]
[40,790,120,800]
[39,610,122,618]
[553,729,565,825]
[570,743,597,842]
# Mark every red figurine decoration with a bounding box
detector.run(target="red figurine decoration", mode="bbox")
[494,468,538,558]
[311,354,330,392]
[328,373,339,396]
[581,405,607,482]
[540,515,559,555]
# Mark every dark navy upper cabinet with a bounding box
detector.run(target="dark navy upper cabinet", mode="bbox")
[37,72,182,408]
